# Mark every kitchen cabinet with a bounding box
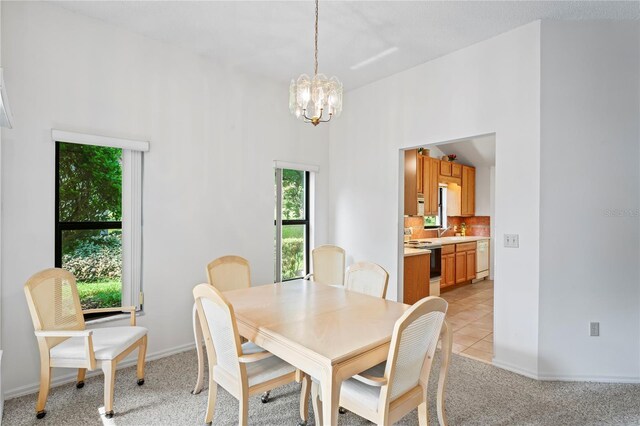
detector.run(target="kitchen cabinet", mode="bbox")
[440,245,455,287]
[403,252,430,305]
[404,149,419,216]
[421,156,439,216]
[441,241,477,289]
[440,160,452,177]
[452,163,462,178]
[461,165,476,216]
[417,155,424,194]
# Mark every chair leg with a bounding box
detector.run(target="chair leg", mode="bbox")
[419,401,429,426]
[311,381,323,426]
[76,368,87,388]
[35,365,51,419]
[204,377,218,425]
[239,393,249,426]
[137,335,147,385]
[298,374,310,425]
[192,305,206,395]
[101,360,117,418]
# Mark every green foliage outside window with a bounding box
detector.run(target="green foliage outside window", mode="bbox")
[280,170,306,280]
[58,143,123,309]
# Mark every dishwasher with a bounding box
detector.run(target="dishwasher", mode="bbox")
[476,239,490,280]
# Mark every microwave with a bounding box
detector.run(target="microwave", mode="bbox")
[417,195,425,216]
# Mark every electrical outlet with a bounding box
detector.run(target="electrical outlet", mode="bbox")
[590,322,600,337]
[504,234,519,248]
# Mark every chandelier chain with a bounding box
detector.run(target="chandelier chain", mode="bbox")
[314,0,319,76]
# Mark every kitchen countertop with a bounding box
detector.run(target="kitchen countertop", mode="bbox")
[411,236,490,246]
[404,247,431,257]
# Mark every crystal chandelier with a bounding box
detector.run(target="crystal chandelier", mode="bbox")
[289,0,343,126]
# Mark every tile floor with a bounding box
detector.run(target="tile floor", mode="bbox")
[440,279,494,363]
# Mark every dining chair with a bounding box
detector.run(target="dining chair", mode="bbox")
[310,296,452,426]
[193,283,309,426]
[305,244,346,285]
[193,255,251,395]
[24,268,148,419]
[344,261,389,299]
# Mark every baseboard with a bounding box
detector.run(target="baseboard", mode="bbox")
[492,358,539,380]
[537,372,640,383]
[4,342,195,400]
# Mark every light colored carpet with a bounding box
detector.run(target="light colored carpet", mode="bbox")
[4,349,640,425]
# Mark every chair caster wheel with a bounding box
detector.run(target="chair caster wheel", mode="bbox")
[36,410,46,419]
[191,389,202,395]
[137,379,145,386]
[76,381,85,389]
[297,421,307,426]
[339,407,347,414]
[105,410,114,419]
[261,391,270,403]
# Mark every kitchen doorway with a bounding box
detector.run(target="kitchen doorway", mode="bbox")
[399,133,496,363]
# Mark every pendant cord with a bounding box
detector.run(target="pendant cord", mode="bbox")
[314,0,319,77]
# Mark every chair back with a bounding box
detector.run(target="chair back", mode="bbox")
[384,297,447,402]
[24,268,85,347]
[311,245,345,285]
[193,283,242,376]
[206,255,251,292]
[345,262,389,298]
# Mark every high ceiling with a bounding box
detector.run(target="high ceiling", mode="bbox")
[54,1,639,90]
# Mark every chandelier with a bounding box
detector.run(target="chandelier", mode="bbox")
[289,0,343,126]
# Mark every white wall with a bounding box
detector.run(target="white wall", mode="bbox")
[538,21,640,381]
[329,22,541,376]
[1,2,330,396]
[475,165,492,216]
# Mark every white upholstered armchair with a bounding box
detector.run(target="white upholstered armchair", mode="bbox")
[24,268,148,419]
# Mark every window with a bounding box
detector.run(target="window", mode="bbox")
[424,186,447,229]
[53,130,146,319]
[274,168,310,281]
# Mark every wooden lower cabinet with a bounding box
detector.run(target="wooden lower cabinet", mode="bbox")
[441,241,478,289]
[403,253,430,305]
[441,253,455,287]
[455,252,467,284]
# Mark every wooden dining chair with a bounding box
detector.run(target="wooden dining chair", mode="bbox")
[305,245,346,285]
[193,255,251,395]
[24,268,148,419]
[310,296,452,426]
[344,261,389,299]
[193,283,309,426]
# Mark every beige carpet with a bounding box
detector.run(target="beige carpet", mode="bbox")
[4,349,640,425]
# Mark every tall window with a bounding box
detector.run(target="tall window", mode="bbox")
[53,130,145,319]
[274,168,310,281]
[56,142,123,310]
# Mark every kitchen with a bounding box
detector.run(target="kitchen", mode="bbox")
[402,135,495,362]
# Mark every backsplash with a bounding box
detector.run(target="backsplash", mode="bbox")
[404,216,490,239]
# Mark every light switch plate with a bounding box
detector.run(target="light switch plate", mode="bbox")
[590,322,600,337]
[504,234,519,248]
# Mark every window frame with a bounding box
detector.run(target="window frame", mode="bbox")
[274,169,311,282]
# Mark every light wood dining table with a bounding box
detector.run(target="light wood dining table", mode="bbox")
[220,279,451,426]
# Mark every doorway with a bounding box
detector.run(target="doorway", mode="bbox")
[399,133,496,363]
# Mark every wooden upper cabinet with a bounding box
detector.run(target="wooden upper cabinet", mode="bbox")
[440,161,452,177]
[404,149,418,216]
[452,163,462,178]
[461,165,476,217]
[417,155,424,195]
[429,158,439,215]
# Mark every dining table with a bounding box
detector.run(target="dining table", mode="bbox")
[217,279,451,426]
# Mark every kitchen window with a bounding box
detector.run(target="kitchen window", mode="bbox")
[274,166,312,282]
[53,130,147,320]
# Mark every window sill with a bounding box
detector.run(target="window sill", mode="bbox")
[85,310,145,326]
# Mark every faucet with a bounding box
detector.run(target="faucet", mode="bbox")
[437,226,452,238]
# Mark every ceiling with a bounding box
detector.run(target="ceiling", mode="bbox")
[54,1,640,90]
[435,134,496,167]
